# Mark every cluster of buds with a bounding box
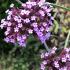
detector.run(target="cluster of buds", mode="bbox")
[40,47,70,70]
[0,1,53,47]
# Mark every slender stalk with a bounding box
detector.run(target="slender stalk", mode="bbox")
[44,2,70,11]
[64,30,70,48]
[43,42,50,52]
[53,0,59,18]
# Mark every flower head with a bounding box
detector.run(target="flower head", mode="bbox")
[40,47,70,70]
[0,2,53,47]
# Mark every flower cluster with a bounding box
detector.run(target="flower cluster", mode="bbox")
[0,2,53,47]
[40,47,70,70]
[28,0,45,6]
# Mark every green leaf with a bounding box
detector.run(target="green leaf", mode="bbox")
[50,3,70,11]
[54,20,59,34]
[62,27,67,33]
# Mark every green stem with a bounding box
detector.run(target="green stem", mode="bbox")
[64,30,70,48]
[44,2,70,11]
[43,42,50,52]
[53,0,59,18]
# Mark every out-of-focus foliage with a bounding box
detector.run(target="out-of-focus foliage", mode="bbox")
[0,0,70,70]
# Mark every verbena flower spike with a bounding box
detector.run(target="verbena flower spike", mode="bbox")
[40,47,70,70]
[0,1,53,47]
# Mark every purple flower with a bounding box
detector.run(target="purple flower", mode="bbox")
[39,10,45,16]
[4,37,10,43]
[24,18,30,23]
[40,47,70,70]
[31,16,36,20]
[28,0,45,6]
[0,2,53,47]
[14,27,19,32]
[18,40,26,47]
